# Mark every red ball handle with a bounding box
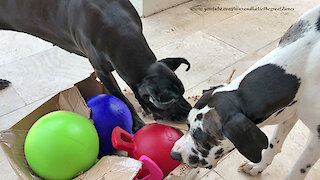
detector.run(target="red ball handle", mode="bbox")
[111,126,134,152]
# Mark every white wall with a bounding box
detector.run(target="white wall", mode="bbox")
[130,0,191,17]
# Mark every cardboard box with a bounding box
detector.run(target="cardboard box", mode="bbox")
[0,73,144,180]
[0,73,198,180]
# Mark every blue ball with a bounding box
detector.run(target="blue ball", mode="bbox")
[86,94,132,156]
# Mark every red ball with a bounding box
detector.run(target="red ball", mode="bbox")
[112,123,183,176]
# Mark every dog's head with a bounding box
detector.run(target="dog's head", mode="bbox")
[171,87,268,169]
[138,58,192,121]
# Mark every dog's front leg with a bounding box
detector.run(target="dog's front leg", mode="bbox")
[95,70,145,133]
[240,116,298,176]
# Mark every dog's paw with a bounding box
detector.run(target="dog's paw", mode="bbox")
[0,79,11,90]
[239,161,268,176]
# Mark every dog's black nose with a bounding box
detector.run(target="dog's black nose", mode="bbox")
[170,152,182,162]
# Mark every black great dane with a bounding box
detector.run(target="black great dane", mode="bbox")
[0,0,192,133]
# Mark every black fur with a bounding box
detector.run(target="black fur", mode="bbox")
[0,79,10,90]
[220,112,268,163]
[192,127,219,149]
[0,0,192,133]
[288,100,297,107]
[208,64,300,124]
[159,58,190,71]
[235,64,300,123]
[317,15,320,31]
[197,148,209,158]
[196,113,203,120]
[275,108,285,116]
[317,125,320,138]
[279,20,311,47]
[215,148,224,156]
[195,91,215,110]
[191,148,198,155]
[200,159,208,165]
[195,85,224,110]
[227,148,235,153]
[188,155,199,165]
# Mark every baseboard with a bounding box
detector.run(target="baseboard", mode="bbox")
[130,0,192,17]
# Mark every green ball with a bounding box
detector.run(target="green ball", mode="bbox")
[24,111,99,180]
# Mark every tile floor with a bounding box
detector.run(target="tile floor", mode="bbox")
[0,0,319,179]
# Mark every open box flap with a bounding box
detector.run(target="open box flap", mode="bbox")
[75,156,142,180]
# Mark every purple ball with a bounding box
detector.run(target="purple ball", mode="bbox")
[86,94,132,156]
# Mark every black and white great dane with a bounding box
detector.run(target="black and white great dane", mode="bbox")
[171,5,320,180]
[0,0,192,133]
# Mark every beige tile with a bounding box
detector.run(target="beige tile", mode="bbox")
[0,95,53,131]
[0,31,54,66]
[0,85,26,117]
[0,47,93,104]
[155,31,246,91]
[192,168,213,179]
[142,0,240,50]
[214,121,320,180]
[112,71,129,90]
[165,165,213,180]
[184,39,278,97]
[200,170,224,180]
[204,3,299,54]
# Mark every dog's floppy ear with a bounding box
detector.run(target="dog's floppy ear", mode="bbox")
[202,85,224,94]
[221,113,268,163]
[159,58,190,71]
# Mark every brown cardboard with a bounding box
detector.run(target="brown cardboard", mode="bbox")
[75,156,142,180]
[0,73,141,180]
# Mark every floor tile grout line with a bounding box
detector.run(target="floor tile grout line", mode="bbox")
[201,7,287,55]
[214,170,227,180]
[203,31,248,54]
[151,11,244,52]
[0,92,56,118]
[0,83,27,116]
[184,37,281,92]
[197,171,210,179]
[197,169,226,180]
[141,0,193,18]
[185,59,242,92]
[7,83,28,107]
[0,46,56,67]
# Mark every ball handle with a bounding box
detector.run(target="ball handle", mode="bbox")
[134,155,163,180]
[111,126,134,152]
